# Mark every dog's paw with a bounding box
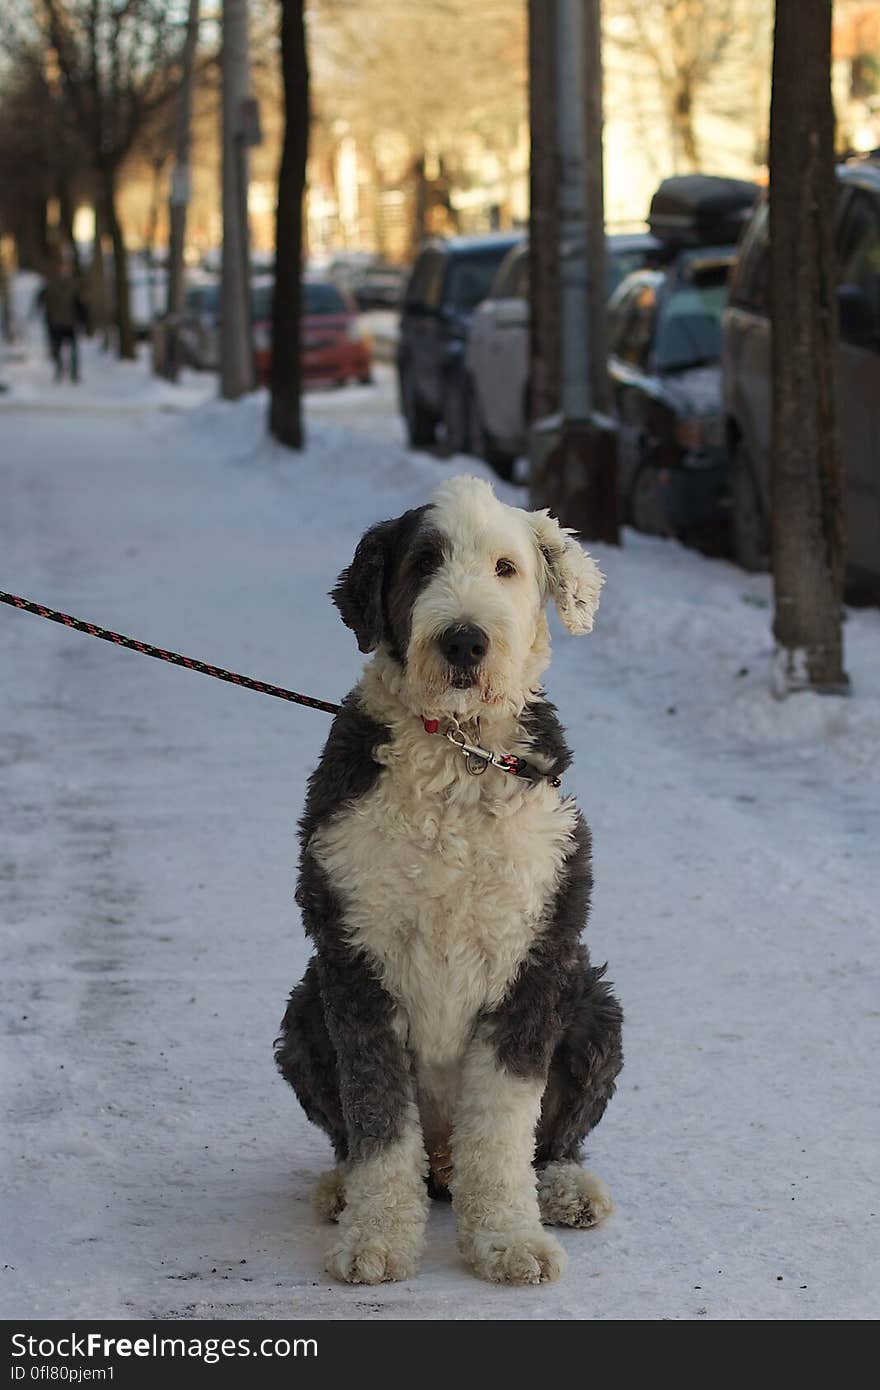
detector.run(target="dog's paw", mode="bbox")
[325,1224,420,1285]
[537,1163,614,1229]
[460,1225,567,1286]
[312,1168,346,1223]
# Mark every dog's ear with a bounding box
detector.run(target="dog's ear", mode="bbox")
[529,509,604,635]
[331,520,393,653]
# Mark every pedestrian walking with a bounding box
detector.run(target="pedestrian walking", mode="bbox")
[40,246,83,383]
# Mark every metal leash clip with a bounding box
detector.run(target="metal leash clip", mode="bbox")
[444,720,492,776]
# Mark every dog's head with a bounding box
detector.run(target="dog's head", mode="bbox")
[332,476,603,719]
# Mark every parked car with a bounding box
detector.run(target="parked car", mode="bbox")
[352,260,405,310]
[465,233,664,476]
[723,158,880,586]
[252,277,372,388]
[177,276,220,370]
[607,248,736,535]
[397,232,522,450]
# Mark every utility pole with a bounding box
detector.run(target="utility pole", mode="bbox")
[530,0,618,544]
[163,0,200,382]
[220,0,252,400]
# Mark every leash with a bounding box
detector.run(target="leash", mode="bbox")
[0,590,559,788]
[0,590,341,716]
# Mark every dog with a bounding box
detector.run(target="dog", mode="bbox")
[276,475,623,1286]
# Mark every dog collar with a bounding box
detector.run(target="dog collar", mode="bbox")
[421,715,560,788]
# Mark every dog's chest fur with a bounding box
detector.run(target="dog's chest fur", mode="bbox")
[312,714,578,1072]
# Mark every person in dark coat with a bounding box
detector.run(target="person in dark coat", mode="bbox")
[41,247,83,383]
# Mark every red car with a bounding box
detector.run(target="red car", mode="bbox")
[252,277,373,387]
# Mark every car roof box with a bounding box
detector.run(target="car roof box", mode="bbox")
[648,175,760,248]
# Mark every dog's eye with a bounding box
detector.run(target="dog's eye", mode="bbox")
[495,558,517,578]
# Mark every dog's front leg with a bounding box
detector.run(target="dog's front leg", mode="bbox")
[317,947,429,1285]
[451,1032,566,1285]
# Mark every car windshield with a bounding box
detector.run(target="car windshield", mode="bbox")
[186,283,219,313]
[607,248,653,297]
[447,250,514,311]
[304,282,347,315]
[654,281,728,372]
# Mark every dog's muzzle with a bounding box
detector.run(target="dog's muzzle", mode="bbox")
[436,623,488,687]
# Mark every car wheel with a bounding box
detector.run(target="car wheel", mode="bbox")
[730,439,770,572]
[470,382,518,481]
[400,363,436,448]
[630,463,671,536]
[442,371,471,456]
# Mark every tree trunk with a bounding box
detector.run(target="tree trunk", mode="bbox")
[671,81,700,172]
[58,179,81,274]
[220,0,253,400]
[269,0,309,449]
[103,171,136,360]
[164,0,201,381]
[528,0,560,436]
[88,201,108,342]
[582,0,610,418]
[409,153,429,262]
[769,0,847,695]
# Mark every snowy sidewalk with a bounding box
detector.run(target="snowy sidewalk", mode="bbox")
[1,360,878,1320]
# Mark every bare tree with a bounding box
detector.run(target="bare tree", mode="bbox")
[220,0,253,398]
[312,0,526,253]
[35,1,189,359]
[269,0,309,448]
[768,0,847,695]
[528,0,560,428]
[606,0,755,172]
[163,0,201,381]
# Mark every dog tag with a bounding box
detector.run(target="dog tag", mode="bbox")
[466,753,488,776]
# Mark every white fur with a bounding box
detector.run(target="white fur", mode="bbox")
[451,1037,566,1284]
[324,1103,429,1284]
[313,661,579,1076]
[396,477,603,723]
[536,1162,614,1228]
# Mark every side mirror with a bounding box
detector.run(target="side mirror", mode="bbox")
[838,283,877,349]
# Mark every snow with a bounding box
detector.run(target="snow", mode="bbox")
[1,321,878,1321]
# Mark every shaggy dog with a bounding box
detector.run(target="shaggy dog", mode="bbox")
[276,476,623,1286]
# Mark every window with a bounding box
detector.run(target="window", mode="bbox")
[406,250,444,311]
[303,282,347,316]
[837,189,880,345]
[655,281,727,372]
[614,281,657,369]
[729,202,769,315]
[447,249,514,311]
[510,250,530,300]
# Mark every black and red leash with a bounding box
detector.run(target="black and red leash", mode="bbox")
[0,590,341,716]
[0,590,558,787]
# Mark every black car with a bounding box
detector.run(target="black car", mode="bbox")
[608,246,736,538]
[397,233,521,449]
[723,159,880,585]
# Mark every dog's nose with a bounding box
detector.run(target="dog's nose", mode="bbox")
[438,623,488,670]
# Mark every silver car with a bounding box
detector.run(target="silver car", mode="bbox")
[465,234,662,479]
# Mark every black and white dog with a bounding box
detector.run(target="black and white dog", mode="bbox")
[276,476,623,1286]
